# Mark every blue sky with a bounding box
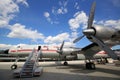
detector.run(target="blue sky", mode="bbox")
[0,0,120,49]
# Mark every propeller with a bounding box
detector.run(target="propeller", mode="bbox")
[57,41,65,55]
[87,1,96,29]
[73,35,85,43]
[73,2,118,60]
[73,2,96,43]
[91,36,118,60]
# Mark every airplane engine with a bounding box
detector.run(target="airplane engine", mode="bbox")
[84,25,116,40]
[66,54,86,60]
[93,25,116,39]
[76,54,85,60]
[66,55,77,60]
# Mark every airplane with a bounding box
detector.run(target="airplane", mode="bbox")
[0,41,82,65]
[73,2,120,61]
[1,41,118,70]
[1,2,120,70]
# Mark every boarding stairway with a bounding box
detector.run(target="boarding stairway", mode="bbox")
[20,46,41,78]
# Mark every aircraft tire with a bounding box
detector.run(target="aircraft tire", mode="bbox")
[86,63,90,69]
[11,64,17,70]
[64,61,68,65]
[86,62,96,69]
[90,63,96,69]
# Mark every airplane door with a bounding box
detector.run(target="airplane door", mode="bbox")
[38,46,41,51]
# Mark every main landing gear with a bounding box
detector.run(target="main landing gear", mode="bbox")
[63,56,68,66]
[85,60,96,70]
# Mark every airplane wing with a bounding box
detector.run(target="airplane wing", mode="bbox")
[81,43,101,59]
[72,43,101,59]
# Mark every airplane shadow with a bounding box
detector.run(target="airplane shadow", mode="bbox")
[42,72,120,80]
[67,64,120,76]
[0,64,120,80]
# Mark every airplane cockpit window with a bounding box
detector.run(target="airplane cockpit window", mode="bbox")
[43,46,49,50]
[17,46,21,48]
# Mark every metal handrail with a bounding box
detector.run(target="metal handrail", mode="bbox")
[20,48,36,77]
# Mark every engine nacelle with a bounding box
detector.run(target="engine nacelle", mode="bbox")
[66,54,86,60]
[76,54,85,60]
[92,25,116,39]
[66,55,77,60]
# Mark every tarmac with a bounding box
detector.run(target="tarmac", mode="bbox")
[0,60,120,80]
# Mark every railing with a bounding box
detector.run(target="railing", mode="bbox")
[20,47,41,77]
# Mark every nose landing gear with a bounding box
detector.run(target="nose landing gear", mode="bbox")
[11,57,19,70]
[11,64,17,70]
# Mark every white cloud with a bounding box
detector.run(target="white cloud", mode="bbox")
[44,33,70,44]
[44,12,53,24]
[7,23,45,40]
[52,0,68,15]
[0,19,9,28]
[74,2,80,10]
[0,44,13,50]
[97,19,120,29]
[44,12,52,23]
[63,42,75,47]
[44,12,59,24]
[0,42,75,50]
[0,0,28,28]
[68,11,88,31]
[71,31,79,41]
[51,41,75,47]
[57,0,68,14]
[0,43,37,50]
[16,0,29,7]
[44,12,50,18]
[57,7,68,14]
[0,0,19,28]
[68,11,88,43]
[45,0,68,24]
[0,0,19,17]
[57,8,63,14]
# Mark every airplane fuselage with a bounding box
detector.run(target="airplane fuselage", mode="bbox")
[8,45,79,60]
[7,45,115,60]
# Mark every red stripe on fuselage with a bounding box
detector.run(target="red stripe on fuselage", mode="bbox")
[10,49,57,53]
[97,51,107,54]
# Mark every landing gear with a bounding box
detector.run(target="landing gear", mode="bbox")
[11,57,19,70]
[85,59,96,70]
[117,57,120,60]
[97,58,108,64]
[64,61,68,65]
[11,64,17,70]
[63,56,68,66]
[104,58,108,63]
[86,62,95,69]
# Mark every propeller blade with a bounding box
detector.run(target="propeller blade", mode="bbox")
[73,35,85,43]
[91,36,118,60]
[60,41,64,51]
[87,2,96,29]
[57,41,65,55]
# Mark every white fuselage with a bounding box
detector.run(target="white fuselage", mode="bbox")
[8,45,113,59]
[8,45,78,59]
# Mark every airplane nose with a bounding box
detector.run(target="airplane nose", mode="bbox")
[83,29,95,35]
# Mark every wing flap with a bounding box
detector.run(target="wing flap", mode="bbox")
[81,43,101,59]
